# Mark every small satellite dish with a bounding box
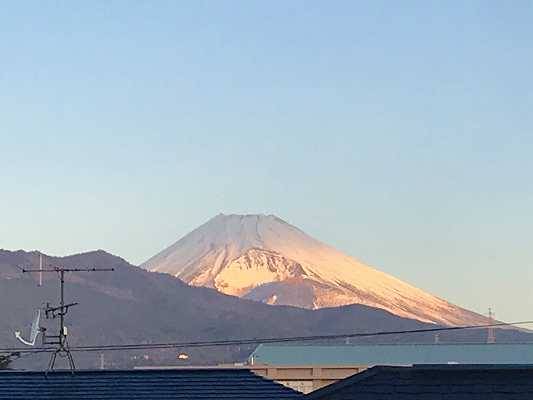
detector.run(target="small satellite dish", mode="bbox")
[15,310,41,346]
[177,353,189,360]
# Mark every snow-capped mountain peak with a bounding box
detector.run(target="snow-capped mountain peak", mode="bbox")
[142,214,488,326]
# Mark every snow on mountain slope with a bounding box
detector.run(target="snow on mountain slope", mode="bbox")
[142,214,488,326]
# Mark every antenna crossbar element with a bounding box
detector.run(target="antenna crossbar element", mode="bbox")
[20,265,114,372]
[22,268,115,273]
[45,302,79,319]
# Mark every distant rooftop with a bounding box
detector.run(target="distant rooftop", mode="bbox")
[306,364,533,400]
[0,369,302,400]
[249,343,533,366]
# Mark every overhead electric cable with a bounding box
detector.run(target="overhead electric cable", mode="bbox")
[1,320,532,355]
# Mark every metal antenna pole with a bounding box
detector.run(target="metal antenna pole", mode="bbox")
[21,266,114,372]
[47,269,76,372]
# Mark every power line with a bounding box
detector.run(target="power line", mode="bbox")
[2,320,532,355]
[67,320,533,352]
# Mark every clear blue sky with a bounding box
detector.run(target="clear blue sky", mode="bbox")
[1,1,532,323]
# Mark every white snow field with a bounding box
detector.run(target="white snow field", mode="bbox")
[143,214,488,326]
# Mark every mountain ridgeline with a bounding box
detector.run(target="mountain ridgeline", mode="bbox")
[1,249,530,369]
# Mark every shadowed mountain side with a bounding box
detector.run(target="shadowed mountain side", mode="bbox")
[1,250,531,369]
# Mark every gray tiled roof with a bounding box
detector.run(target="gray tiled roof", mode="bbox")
[0,368,303,400]
[250,343,533,366]
[306,365,533,400]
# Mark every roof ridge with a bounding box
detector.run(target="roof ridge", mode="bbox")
[305,366,402,399]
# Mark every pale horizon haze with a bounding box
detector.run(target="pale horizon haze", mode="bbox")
[1,1,532,324]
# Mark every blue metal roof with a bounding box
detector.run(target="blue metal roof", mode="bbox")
[0,369,303,400]
[305,365,533,400]
[250,343,533,366]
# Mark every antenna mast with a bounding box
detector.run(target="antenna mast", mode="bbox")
[21,265,114,371]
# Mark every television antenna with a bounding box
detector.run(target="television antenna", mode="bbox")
[19,265,114,372]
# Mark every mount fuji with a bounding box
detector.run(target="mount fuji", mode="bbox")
[142,214,488,326]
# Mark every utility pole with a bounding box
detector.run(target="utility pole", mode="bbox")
[38,253,43,287]
[487,308,496,344]
[21,266,114,372]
